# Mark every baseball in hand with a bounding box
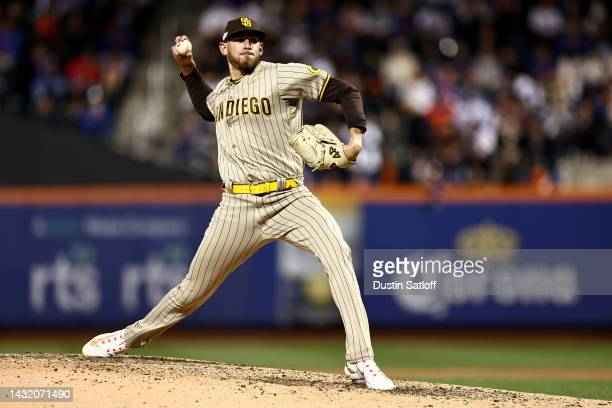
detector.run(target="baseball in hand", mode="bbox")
[176,39,192,55]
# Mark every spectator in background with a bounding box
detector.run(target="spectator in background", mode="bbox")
[99,49,132,106]
[4,0,612,185]
[30,44,67,118]
[65,50,100,94]
[528,0,565,42]
[1,0,152,144]
[0,1,26,111]
[78,84,112,139]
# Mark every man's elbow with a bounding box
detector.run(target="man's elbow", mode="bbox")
[341,79,361,99]
[195,106,215,122]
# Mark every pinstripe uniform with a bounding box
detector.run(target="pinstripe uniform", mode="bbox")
[123,61,374,362]
[209,61,328,185]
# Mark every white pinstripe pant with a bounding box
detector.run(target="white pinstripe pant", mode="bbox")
[124,185,373,362]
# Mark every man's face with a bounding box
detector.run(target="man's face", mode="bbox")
[220,34,263,73]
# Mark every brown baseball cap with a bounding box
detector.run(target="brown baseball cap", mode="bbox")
[221,16,266,41]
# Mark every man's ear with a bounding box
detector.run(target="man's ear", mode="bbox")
[219,41,228,56]
[259,42,264,56]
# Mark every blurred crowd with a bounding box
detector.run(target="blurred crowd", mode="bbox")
[177,0,612,185]
[3,0,612,185]
[0,0,153,140]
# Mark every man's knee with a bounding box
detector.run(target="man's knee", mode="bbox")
[332,237,352,261]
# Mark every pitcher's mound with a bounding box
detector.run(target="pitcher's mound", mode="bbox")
[0,353,607,407]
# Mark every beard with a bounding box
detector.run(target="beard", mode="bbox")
[227,51,261,74]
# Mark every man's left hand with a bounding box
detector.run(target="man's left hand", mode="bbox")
[344,128,363,162]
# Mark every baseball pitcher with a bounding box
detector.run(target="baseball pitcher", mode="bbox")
[82,16,395,391]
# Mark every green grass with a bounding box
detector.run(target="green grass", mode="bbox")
[2,338,611,400]
[374,341,612,369]
[416,378,612,401]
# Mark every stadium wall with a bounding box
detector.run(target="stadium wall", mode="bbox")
[1,185,611,328]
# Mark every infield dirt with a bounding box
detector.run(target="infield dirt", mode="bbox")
[1,353,610,408]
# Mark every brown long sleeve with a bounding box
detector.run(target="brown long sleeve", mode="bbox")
[320,77,367,133]
[180,69,215,122]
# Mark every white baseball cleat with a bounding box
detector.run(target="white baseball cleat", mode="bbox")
[82,329,128,357]
[345,358,396,391]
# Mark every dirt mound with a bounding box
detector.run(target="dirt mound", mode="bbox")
[0,353,609,407]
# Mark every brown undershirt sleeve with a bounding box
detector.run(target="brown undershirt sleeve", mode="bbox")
[320,77,367,133]
[180,69,215,122]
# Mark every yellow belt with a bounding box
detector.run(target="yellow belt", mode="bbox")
[231,179,299,195]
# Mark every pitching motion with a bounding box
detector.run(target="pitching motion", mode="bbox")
[82,16,395,391]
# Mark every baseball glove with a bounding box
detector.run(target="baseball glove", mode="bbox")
[288,124,355,171]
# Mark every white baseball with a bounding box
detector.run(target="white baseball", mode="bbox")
[176,39,192,55]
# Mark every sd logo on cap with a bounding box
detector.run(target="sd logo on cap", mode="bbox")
[221,16,266,41]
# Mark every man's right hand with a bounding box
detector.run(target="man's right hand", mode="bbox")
[172,35,195,76]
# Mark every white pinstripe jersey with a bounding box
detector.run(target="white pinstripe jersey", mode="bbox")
[206,61,330,185]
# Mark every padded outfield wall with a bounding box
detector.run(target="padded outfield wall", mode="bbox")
[0,184,611,328]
